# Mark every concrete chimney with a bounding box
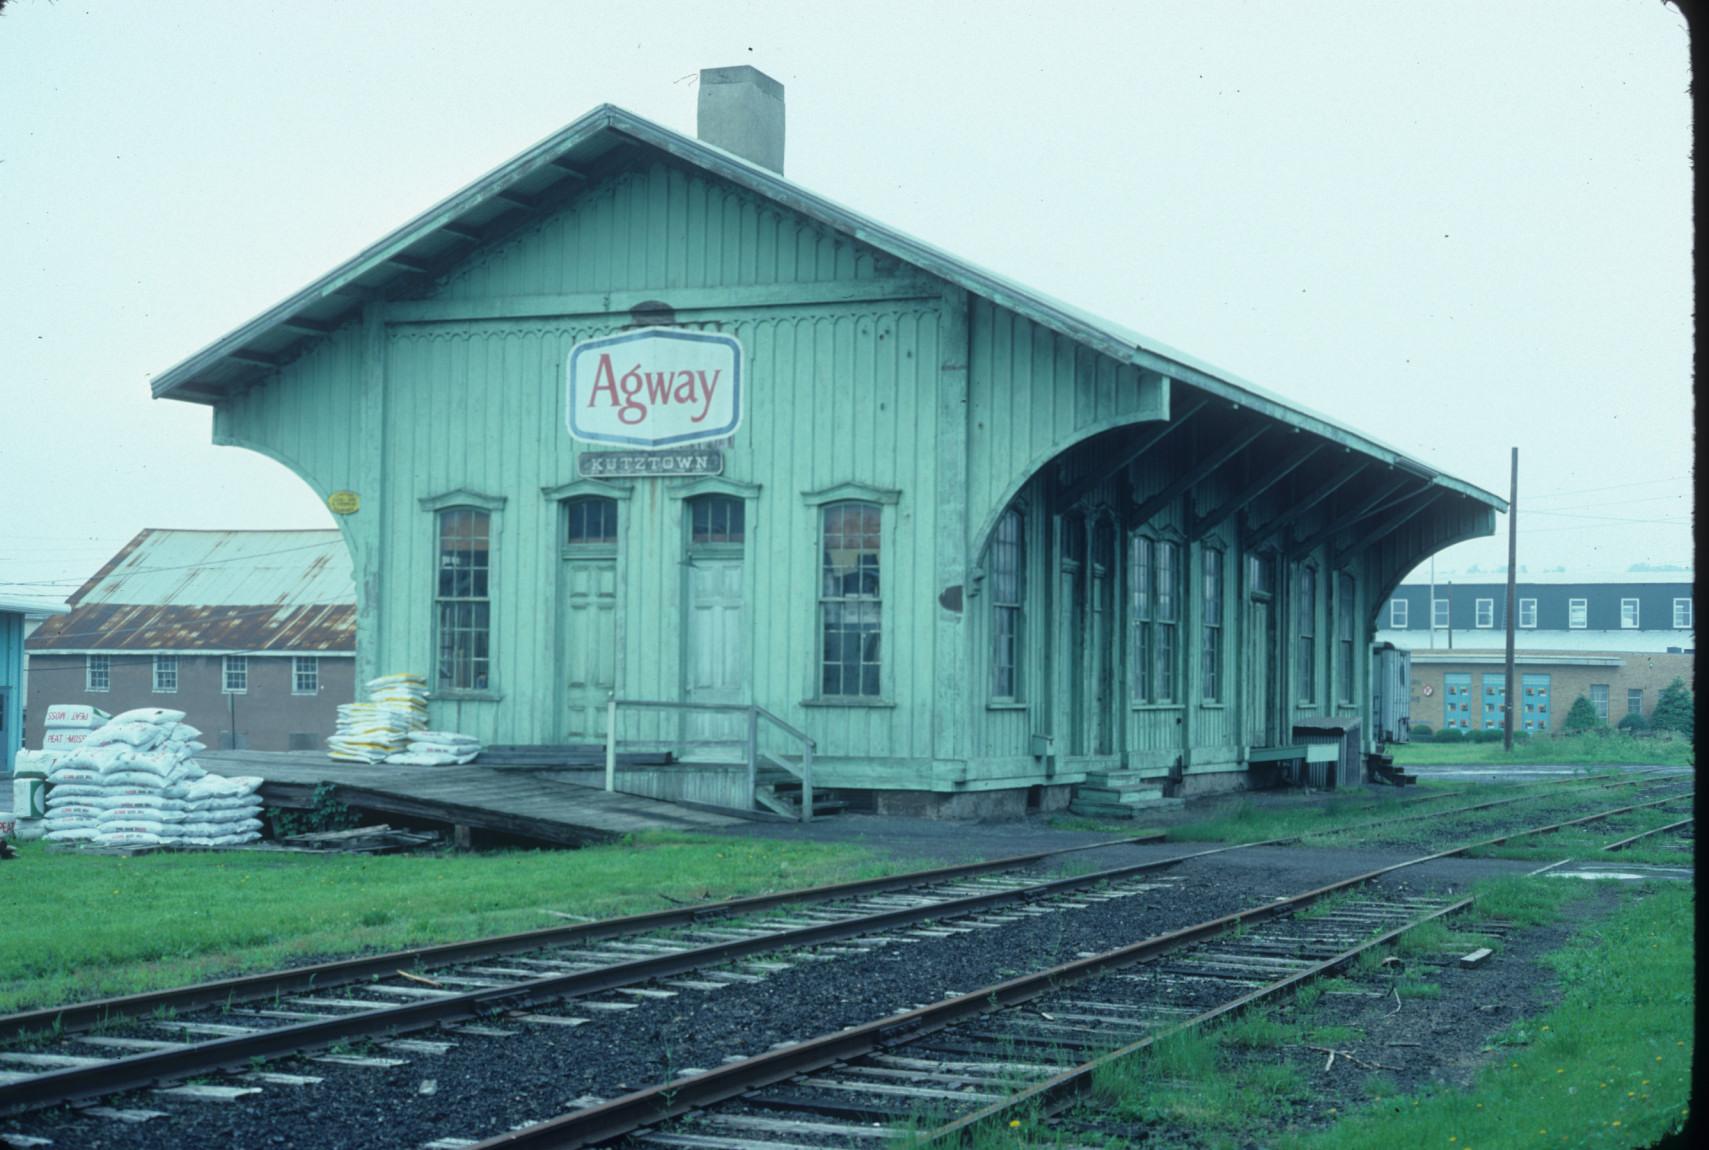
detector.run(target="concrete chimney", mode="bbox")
[697,66,785,174]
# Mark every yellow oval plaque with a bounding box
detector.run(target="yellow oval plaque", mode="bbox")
[327,490,361,515]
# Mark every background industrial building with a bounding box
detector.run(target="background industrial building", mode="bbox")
[24,529,355,752]
[1378,573,1694,733]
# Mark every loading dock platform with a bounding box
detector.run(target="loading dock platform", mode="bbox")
[199,750,749,847]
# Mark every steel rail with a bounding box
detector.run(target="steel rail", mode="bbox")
[1601,816,1695,852]
[0,764,1662,1046]
[0,832,1166,1043]
[0,773,1685,1119]
[917,896,1477,1144]
[0,840,1219,1116]
[463,790,1678,1149]
[1481,791,1693,845]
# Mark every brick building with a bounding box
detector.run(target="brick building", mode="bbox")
[25,530,355,752]
[1377,573,1694,732]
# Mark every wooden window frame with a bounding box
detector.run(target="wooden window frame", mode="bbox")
[434,507,494,694]
[989,507,1025,702]
[1475,598,1495,629]
[1568,598,1588,629]
[1673,597,1693,629]
[86,654,110,693]
[1296,563,1318,705]
[1129,533,1180,705]
[222,655,248,695]
[1200,544,1225,704]
[1431,597,1450,629]
[1620,598,1640,629]
[816,500,885,702]
[292,656,319,696]
[1335,572,1356,705]
[152,654,178,694]
[1519,598,1537,628]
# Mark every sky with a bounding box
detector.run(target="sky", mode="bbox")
[0,0,1693,606]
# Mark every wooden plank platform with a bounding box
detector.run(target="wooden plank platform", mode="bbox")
[198,751,748,847]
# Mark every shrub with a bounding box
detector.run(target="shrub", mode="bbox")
[1617,713,1650,733]
[1561,695,1602,734]
[1650,677,1695,738]
[1432,726,1466,742]
[1409,722,1434,739]
[1469,729,1504,743]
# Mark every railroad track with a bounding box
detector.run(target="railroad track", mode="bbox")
[0,769,1688,1141]
[469,792,1682,1150]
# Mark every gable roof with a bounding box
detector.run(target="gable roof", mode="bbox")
[26,529,355,654]
[150,104,1503,510]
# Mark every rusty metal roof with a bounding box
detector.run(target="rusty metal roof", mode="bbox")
[26,529,355,654]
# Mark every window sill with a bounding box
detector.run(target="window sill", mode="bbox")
[986,701,1029,711]
[1131,702,1183,711]
[429,690,504,703]
[802,696,896,709]
[1198,702,1227,710]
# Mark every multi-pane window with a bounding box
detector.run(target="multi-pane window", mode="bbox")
[1442,673,1472,729]
[689,496,743,545]
[1201,547,1224,703]
[1154,541,1179,702]
[1130,536,1179,703]
[1389,598,1408,629]
[1481,673,1507,729]
[1674,598,1693,629]
[1336,573,1355,704]
[1627,688,1644,717]
[436,508,492,691]
[1297,565,1317,702]
[1521,673,1551,732]
[1431,598,1450,629]
[1475,599,1494,628]
[152,654,178,694]
[86,654,110,692]
[1519,598,1537,628]
[1131,536,1153,701]
[565,497,618,545]
[223,655,248,694]
[819,501,882,697]
[1568,598,1588,629]
[1620,598,1640,629]
[990,509,1024,699]
[293,656,319,695]
[1590,683,1609,721]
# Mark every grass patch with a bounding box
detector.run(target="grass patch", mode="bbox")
[1392,734,1692,767]
[1283,883,1694,1150]
[0,833,907,1013]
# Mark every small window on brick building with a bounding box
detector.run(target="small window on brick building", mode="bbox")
[223,655,248,694]
[293,656,319,695]
[153,654,178,693]
[1568,599,1588,629]
[1620,598,1640,629]
[86,655,110,692]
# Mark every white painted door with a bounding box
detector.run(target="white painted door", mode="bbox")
[563,559,617,743]
[684,556,746,760]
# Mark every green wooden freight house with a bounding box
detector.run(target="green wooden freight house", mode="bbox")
[149,67,1504,819]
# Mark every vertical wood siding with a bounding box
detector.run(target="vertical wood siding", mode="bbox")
[214,153,1493,789]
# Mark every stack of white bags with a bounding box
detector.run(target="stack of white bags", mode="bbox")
[327,673,430,763]
[387,731,481,766]
[35,708,264,848]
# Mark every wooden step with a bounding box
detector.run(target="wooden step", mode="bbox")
[1075,785,1166,804]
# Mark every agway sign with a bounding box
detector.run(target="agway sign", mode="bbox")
[566,327,743,448]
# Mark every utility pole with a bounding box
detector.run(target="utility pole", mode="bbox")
[1503,447,1519,751]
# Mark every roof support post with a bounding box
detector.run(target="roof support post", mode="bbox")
[1190,440,1324,541]
[1128,425,1268,530]
[1289,474,1418,556]
[1059,398,1208,511]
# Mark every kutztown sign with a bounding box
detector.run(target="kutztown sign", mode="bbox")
[566,327,743,448]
